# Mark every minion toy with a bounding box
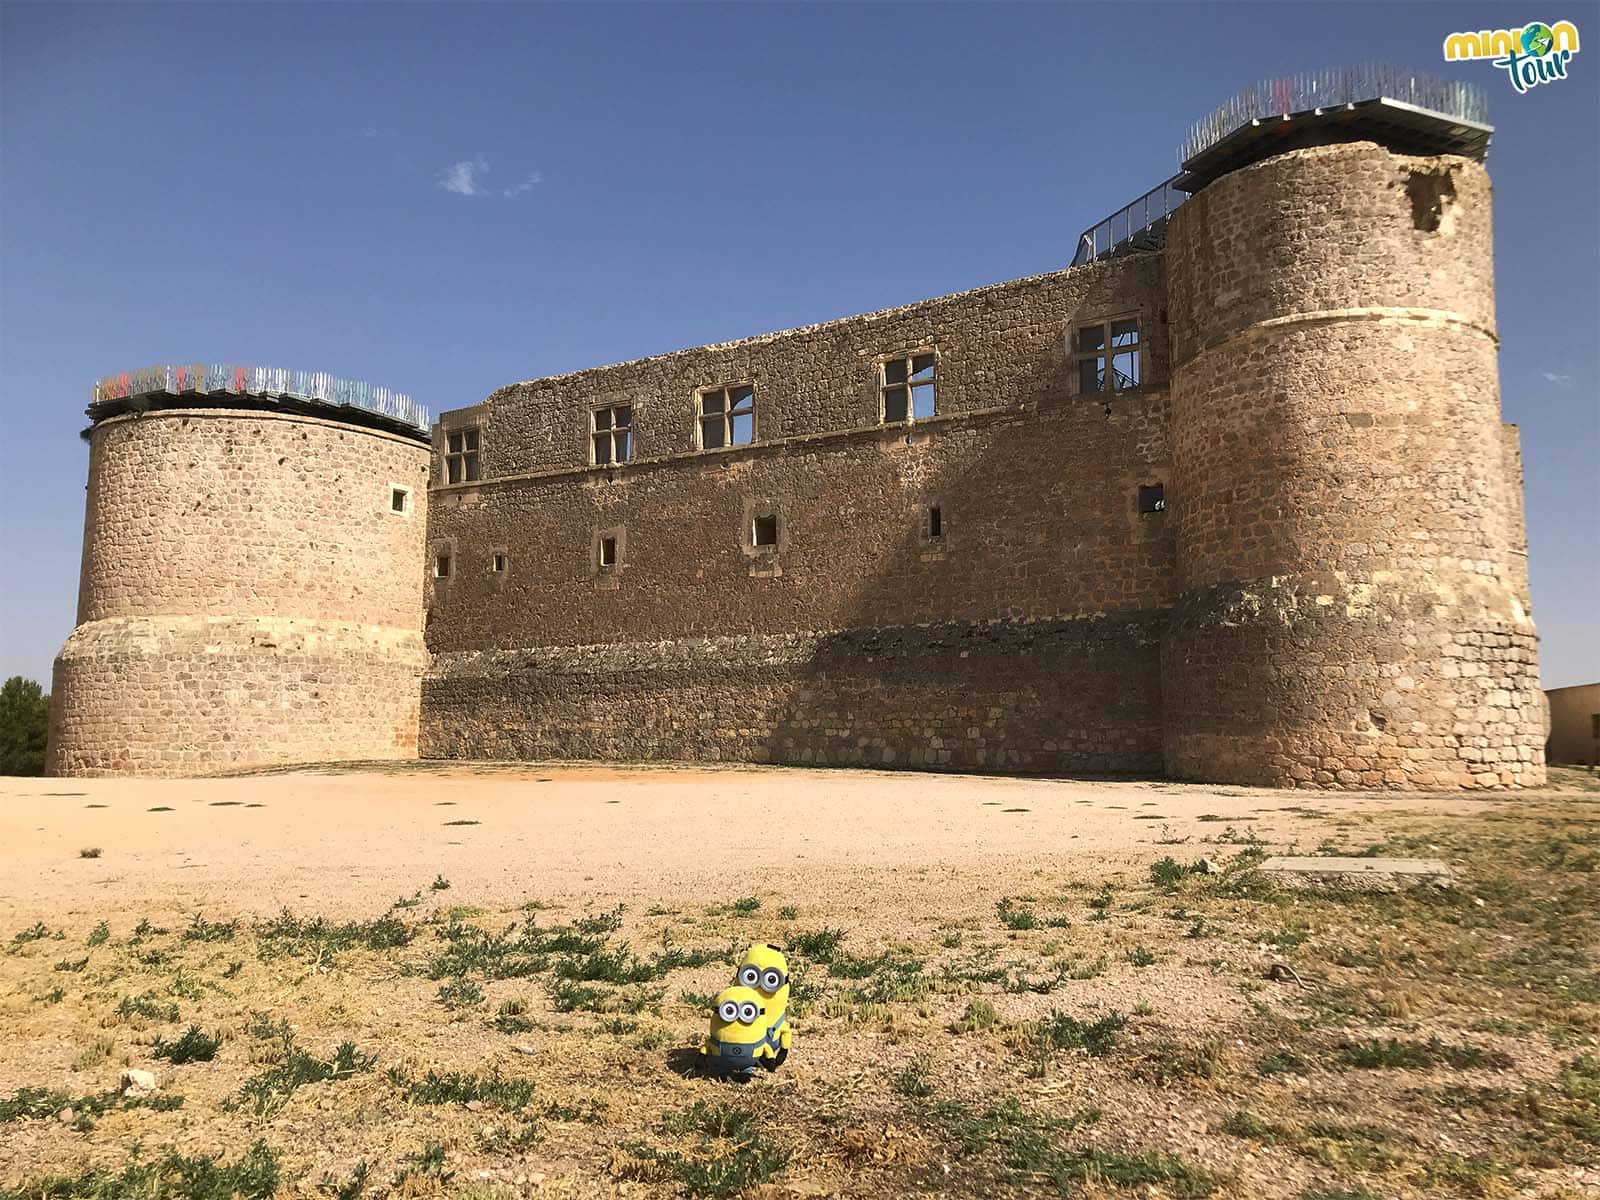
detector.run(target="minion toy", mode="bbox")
[736,943,791,1025]
[699,985,790,1077]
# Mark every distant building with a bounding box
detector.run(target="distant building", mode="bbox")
[1546,685,1600,766]
[48,67,1550,789]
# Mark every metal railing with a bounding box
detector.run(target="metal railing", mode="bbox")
[1179,64,1490,165]
[1070,177,1186,267]
[90,363,429,432]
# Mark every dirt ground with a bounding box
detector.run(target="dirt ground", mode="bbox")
[1,763,1596,1200]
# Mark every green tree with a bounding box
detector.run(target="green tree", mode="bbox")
[0,676,51,776]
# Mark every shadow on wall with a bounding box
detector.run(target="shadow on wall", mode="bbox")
[422,374,1175,777]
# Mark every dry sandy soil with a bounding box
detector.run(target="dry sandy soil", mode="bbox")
[1,763,1596,1200]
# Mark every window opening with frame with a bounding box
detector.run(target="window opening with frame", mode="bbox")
[591,405,633,464]
[698,385,755,449]
[445,428,481,483]
[1075,318,1141,393]
[882,352,936,422]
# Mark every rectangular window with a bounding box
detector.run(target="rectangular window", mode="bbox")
[591,405,633,465]
[1075,317,1141,393]
[1138,483,1166,514]
[445,428,481,483]
[390,487,409,514]
[929,505,943,539]
[697,384,755,450]
[434,553,452,578]
[492,553,507,573]
[752,514,778,547]
[599,536,618,568]
[882,351,936,423]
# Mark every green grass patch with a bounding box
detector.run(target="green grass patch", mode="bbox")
[0,1140,277,1200]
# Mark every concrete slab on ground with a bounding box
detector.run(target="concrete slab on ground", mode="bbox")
[1260,855,1455,890]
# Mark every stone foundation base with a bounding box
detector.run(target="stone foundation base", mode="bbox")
[422,615,1168,776]
[47,616,429,777]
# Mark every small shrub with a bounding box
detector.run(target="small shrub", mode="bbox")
[1126,945,1157,967]
[437,978,484,1010]
[789,928,845,962]
[893,1056,935,1098]
[233,1038,376,1116]
[54,956,89,973]
[430,875,451,891]
[996,898,1039,931]
[1029,1010,1126,1058]
[152,1024,224,1064]
[184,915,239,943]
[79,847,102,860]
[116,992,180,1024]
[776,905,798,921]
[731,896,760,916]
[85,921,110,947]
[953,1000,1000,1034]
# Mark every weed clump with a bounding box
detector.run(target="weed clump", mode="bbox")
[623,1101,789,1198]
[1,1141,277,1200]
[395,1068,535,1110]
[231,1037,376,1116]
[152,1025,224,1065]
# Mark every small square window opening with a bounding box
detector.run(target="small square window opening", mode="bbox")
[882,352,936,423]
[599,536,618,568]
[434,553,452,578]
[592,405,634,465]
[698,385,755,449]
[390,487,408,514]
[1075,318,1141,393]
[929,505,943,539]
[492,553,507,573]
[1138,484,1166,515]
[752,514,778,548]
[445,428,481,483]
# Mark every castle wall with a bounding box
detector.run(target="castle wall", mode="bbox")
[48,409,431,777]
[1163,142,1545,789]
[423,258,1175,772]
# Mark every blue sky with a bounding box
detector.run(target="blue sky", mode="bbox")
[2,2,1596,689]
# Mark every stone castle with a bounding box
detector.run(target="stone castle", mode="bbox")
[46,68,1548,789]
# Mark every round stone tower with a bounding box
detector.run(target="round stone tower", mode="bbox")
[1162,137,1545,789]
[47,368,432,776]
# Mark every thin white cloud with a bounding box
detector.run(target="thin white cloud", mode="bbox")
[1541,370,1573,387]
[437,156,491,197]
[502,171,542,197]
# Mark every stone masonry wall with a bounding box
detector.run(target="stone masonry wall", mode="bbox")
[48,408,432,777]
[424,258,1175,771]
[1163,143,1545,789]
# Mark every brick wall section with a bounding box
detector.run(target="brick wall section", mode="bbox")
[1163,143,1545,789]
[423,259,1175,771]
[48,409,431,777]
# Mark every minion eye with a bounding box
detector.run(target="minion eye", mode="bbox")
[738,965,760,988]
[718,1000,739,1022]
[762,968,783,991]
[738,1001,759,1024]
